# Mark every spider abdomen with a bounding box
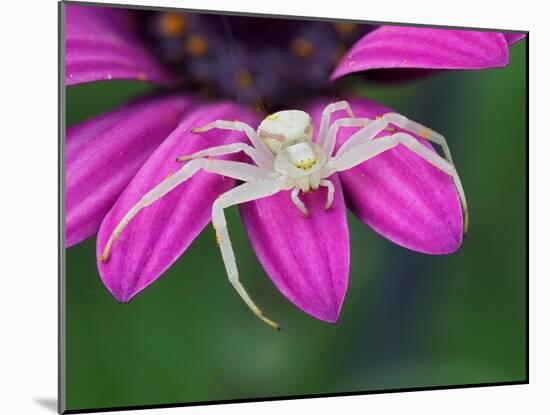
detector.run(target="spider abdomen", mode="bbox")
[257,110,313,153]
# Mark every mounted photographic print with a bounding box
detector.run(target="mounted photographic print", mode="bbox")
[59,1,528,413]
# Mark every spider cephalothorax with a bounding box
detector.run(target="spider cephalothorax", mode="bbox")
[100,101,468,330]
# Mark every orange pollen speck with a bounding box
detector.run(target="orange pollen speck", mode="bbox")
[334,22,357,35]
[235,70,253,88]
[290,38,315,59]
[331,46,346,65]
[160,13,186,37]
[186,35,208,57]
[254,101,264,113]
[137,71,147,81]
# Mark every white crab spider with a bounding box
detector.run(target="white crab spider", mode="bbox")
[100,101,468,330]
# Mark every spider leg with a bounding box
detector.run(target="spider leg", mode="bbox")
[317,101,355,148]
[192,120,274,167]
[100,158,269,262]
[382,113,454,164]
[322,117,373,156]
[291,187,309,217]
[212,177,288,330]
[331,132,469,233]
[176,142,273,171]
[319,179,335,210]
[335,118,389,157]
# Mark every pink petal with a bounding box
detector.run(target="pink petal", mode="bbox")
[96,102,260,302]
[66,94,193,247]
[240,177,350,323]
[307,97,463,254]
[503,32,527,46]
[65,4,175,86]
[331,26,509,80]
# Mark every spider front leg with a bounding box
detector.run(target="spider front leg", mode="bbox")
[192,119,274,170]
[321,117,374,156]
[317,101,355,149]
[382,113,454,164]
[212,177,289,330]
[100,158,269,262]
[335,113,455,166]
[335,118,390,157]
[176,142,273,172]
[331,132,469,233]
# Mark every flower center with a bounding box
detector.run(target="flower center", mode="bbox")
[141,12,369,111]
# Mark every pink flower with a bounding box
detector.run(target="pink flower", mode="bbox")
[65,4,524,325]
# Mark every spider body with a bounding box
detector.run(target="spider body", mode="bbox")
[258,110,313,152]
[275,142,327,193]
[100,101,468,330]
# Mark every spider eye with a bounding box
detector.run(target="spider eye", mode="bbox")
[286,142,317,170]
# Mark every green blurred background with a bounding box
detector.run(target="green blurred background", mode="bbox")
[64,29,526,411]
